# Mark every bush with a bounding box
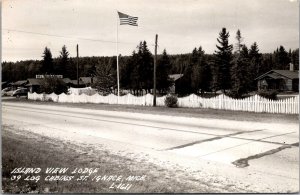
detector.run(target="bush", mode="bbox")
[164,95,178,108]
[40,77,68,94]
[258,90,278,100]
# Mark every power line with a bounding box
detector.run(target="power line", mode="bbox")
[2,28,141,45]
[3,28,160,56]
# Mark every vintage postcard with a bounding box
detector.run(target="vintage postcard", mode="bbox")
[1,0,299,193]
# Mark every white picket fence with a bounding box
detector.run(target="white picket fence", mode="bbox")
[27,92,299,114]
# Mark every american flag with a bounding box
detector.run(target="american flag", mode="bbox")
[118,11,138,26]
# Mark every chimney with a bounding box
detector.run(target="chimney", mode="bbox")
[289,63,294,71]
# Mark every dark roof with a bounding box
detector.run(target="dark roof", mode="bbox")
[256,70,299,80]
[273,70,299,79]
[27,78,42,86]
[13,80,28,86]
[27,78,66,86]
[266,74,282,79]
[63,78,72,84]
[169,74,184,81]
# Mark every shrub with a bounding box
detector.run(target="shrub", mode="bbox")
[164,95,178,108]
[40,77,67,94]
[258,90,278,100]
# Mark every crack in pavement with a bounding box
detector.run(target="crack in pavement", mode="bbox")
[164,129,264,150]
[232,142,299,168]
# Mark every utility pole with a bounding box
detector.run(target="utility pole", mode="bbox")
[153,34,158,107]
[77,44,79,86]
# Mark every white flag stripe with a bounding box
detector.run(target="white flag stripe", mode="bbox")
[120,19,138,21]
[120,18,138,21]
[120,23,137,26]
[120,19,138,22]
[121,21,136,24]
[119,16,138,19]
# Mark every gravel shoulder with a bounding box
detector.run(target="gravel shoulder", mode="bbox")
[2,125,229,193]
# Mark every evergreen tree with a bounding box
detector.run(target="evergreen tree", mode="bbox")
[87,64,96,77]
[124,41,153,95]
[41,47,54,74]
[273,45,290,69]
[176,48,197,95]
[121,51,136,91]
[241,45,249,58]
[198,47,212,94]
[66,58,77,79]
[130,50,142,95]
[231,31,250,97]
[231,44,250,98]
[190,48,199,93]
[138,41,154,93]
[291,48,299,70]
[92,62,116,95]
[177,46,211,95]
[214,28,233,92]
[248,42,262,90]
[234,29,243,54]
[57,45,69,76]
[191,47,211,94]
[157,49,172,93]
[261,54,273,73]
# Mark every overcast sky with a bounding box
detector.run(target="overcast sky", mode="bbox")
[2,0,299,62]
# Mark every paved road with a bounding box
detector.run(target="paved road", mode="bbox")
[2,101,299,192]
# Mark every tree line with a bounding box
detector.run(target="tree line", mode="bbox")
[2,28,299,97]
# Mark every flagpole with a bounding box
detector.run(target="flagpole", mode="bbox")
[116,13,120,103]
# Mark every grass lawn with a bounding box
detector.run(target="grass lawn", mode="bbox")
[2,97,298,123]
[2,125,216,193]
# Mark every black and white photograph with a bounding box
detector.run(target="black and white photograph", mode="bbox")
[1,0,299,193]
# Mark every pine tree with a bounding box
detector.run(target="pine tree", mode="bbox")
[214,28,233,92]
[176,48,197,95]
[57,45,69,76]
[139,41,154,93]
[121,51,136,92]
[92,62,116,95]
[41,47,54,74]
[248,42,262,90]
[198,47,211,94]
[66,58,77,79]
[190,48,199,93]
[231,43,250,98]
[157,49,172,93]
[273,46,290,69]
[235,29,243,54]
[249,42,262,75]
[176,46,211,95]
[231,30,249,98]
[125,41,153,95]
[291,48,299,70]
[191,47,211,94]
[130,46,143,95]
